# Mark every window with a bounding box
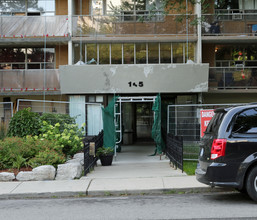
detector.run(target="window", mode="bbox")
[0,47,55,69]
[123,43,134,64]
[84,42,195,65]
[111,44,122,64]
[0,0,55,16]
[148,43,159,64]
[99,44,110,64]
[160,43,171,63]
[232,108,257,134]
[136,43,146,64]
[105,0,164,21]
[173,43,184,63]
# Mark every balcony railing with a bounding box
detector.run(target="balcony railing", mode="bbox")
[72,14,197,36]
[0,69,60,92]
[0,16,68,38]
[202,14,257,36]
[209,67,257,90]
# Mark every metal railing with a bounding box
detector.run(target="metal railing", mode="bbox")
[83,131,103,176]
[0,15,69,37]
[166,133,183,171]
[0,69,60,92]
[209,67,257,90]
[72,14,197,36]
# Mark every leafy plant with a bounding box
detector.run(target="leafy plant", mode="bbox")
[96,147,114,157]
[40,113,76,132]
[28,148,65,168]
[7,108,41,138]
[39,121,85,157]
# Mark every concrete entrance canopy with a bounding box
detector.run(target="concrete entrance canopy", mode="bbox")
[59,64,209,94]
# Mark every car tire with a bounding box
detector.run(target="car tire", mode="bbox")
[246,166,257,202]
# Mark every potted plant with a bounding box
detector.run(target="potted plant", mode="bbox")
[96,147,114,166]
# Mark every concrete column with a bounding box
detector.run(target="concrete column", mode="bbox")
[195,1,202,64]
[68,0,73,65]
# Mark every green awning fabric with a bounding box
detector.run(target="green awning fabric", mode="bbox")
[151,94,165,154]
[102,96,118,149]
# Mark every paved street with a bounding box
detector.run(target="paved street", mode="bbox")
[1,192,256,220]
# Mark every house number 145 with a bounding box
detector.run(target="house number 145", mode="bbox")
[128,81,144,87]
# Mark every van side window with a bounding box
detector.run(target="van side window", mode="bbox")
[232,108,257,134]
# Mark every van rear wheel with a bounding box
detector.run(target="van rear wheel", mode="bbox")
[246,166,257,202]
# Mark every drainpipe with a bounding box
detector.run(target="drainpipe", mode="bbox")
[196,1,202,64]
[68,0,73,65]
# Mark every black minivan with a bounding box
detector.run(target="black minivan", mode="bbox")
[196,104,257,202]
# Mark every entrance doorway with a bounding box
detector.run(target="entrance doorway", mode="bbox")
[115,96,156,147]
[122,102,154,144]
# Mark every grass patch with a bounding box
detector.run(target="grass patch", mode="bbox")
[183,161,197,175]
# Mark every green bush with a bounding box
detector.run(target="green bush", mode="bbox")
[40,113,76,132]
[0,136,66,170]
[39,121,84,157]
[28,148,65,168]
[7,108,41,138]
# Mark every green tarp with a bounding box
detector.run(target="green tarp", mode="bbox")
[151,94,165,154]
[102,96,118,149]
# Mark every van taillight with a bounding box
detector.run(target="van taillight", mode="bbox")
[211,139,227,160]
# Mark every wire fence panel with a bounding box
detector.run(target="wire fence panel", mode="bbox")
[0,102,13,139]
[167,103,245,161]
[16,99,103,136]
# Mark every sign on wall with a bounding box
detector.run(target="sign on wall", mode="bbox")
[200,109,214,137]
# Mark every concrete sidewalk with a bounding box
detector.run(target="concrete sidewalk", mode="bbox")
[0,144,218,199]
[0,175,212,199]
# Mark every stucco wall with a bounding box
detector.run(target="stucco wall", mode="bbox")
[60,64,209,94]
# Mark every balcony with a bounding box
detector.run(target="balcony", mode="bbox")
[72,14,197,38]
[0,69,60,93]
[0,16,69,39]
[202,14,257,36]
[209,67,257,90]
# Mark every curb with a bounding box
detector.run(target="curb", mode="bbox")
[0,187,234,200]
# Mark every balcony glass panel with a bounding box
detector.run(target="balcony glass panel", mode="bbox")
[0,69,60,90]
[0,16,68,37]
[72,15,197,36]
[209,67,257,89]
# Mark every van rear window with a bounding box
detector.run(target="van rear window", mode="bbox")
[205,112,225,134]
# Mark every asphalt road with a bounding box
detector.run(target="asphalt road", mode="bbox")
[0,191,257,220]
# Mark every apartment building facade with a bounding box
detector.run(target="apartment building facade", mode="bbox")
[1,0,257,141]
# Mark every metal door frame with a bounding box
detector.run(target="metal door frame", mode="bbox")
[114,96,157,156]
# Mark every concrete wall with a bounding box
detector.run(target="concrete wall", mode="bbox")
[59,64,209,94]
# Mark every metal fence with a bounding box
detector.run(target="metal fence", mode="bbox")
[83,131,103,176]
[167,103,244,160]
[0,102,13,139]
[166,133,183,172]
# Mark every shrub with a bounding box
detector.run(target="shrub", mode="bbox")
[40,113,76,132]
[0,136,66,170]
[7,108,41,137]
[39,121,85,157]
[28,148,65,168]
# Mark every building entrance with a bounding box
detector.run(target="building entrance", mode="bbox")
[114,96,157,153]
